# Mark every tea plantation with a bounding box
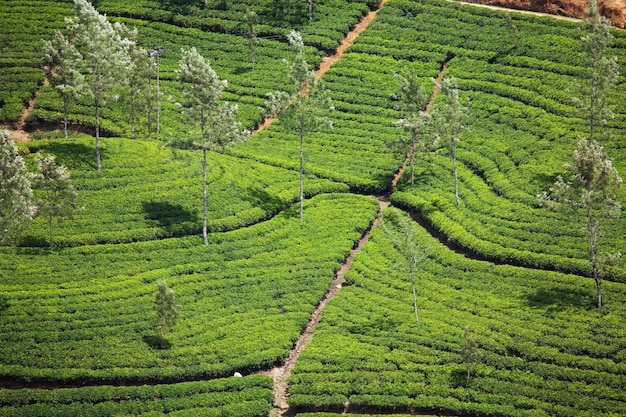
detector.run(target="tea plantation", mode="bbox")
[0,0,625,415]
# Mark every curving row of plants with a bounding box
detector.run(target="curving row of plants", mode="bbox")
[22,0,378,140]
[0,193,378,384]
[372,0,626,277]
[96,0,376,52]
[288,208,626,415]
[17,136,348,247]
[231,26,443,194]
[0,375,272,417]
[0,0,71,123]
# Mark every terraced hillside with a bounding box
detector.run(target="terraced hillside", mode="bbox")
[0,0,625,416]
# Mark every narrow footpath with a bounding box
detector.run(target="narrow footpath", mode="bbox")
[265,53,451,416]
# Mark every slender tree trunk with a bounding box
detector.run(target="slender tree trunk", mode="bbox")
[299,121,304,221]
[48,212,53,251]
[452,146,459,206]
[202,148,209,245]
[308,0,313,20]
[63,100,69,139]
[410,132,416,186]
[587,212,601,308]
[95,93,101,172]
[131,95,136,140]
[410,268,418,324]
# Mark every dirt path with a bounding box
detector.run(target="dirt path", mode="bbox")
[266,55,450,415]
[252,0,388,136]
[454,0,582,22]
[3,81,43,142]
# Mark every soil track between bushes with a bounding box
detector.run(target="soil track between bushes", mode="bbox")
[265,55,452,416]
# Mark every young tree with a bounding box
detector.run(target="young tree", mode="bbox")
[67,0,134,171]
[43,30,85,139]
[392,71,430,186]
[174,47,249,245]
[124,44,151,140]
[34,154,81,250]
[155,279,181,340]
[0,130,36,244]
[265,31,333,220]
[381,209,429,325]
[461,326,481,385]
[539,139,622,308]
[429,77,469,206]
[573,0,619,143]
[243,10,259,71]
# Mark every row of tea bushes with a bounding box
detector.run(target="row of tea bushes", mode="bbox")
[19,137,348,247]
[0,375,272,417]
[375,0,626,276]
[0,193,379,384]
[232,27,442,194]
[287,207,626,415]
[0,0,69,122]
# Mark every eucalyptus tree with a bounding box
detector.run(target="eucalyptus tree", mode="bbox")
[392,71,430,186]
[243,10,259,71]
[174,47,249,245]
[266,31,333,220]
[0,130,36,245]
[34,154,81,250]
[66,0,135,171]
[43,30,85,139]
[574,0,619,143]
[381,209,429,325]
[429,77,469,206]
[124,44,152,140]
[539,139,622,308]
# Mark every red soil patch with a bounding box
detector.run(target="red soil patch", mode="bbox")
[465,0,626,27]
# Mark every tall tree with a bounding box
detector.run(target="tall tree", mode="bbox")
[155,279,181,340]
[67,0,134,171]
[43,30,85,139]
[381,209,429,325]
[539,139,622,308]
[266,31,333,220]
[243,10,259,71]
[392,71,430,186]
[174,47,249,245]
[573,0,619,143]
[124,43,151,140]
[34,155,81,250]
[429,77,469,206]
[0,130,36,245]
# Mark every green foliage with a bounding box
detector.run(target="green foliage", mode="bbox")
[155,279,181,340]
[0,193,378,384]
[33,154,81,250]
[289,207,626,415]
[0,375,273,417]
[0,130,36,244]
[266,30,333,220]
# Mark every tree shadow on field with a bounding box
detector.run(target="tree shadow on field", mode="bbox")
[246,186,286,216]
[143,335,172,350]
[27,142,100,171]
[526,287,594,310]
[143,201,198,236]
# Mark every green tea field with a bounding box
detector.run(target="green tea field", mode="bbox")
[0,0,624,415]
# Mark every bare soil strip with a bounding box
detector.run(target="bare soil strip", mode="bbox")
[252,0,389,136]
[2,79,44,142]
[454,0,582,22]
[267,57,451,416]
